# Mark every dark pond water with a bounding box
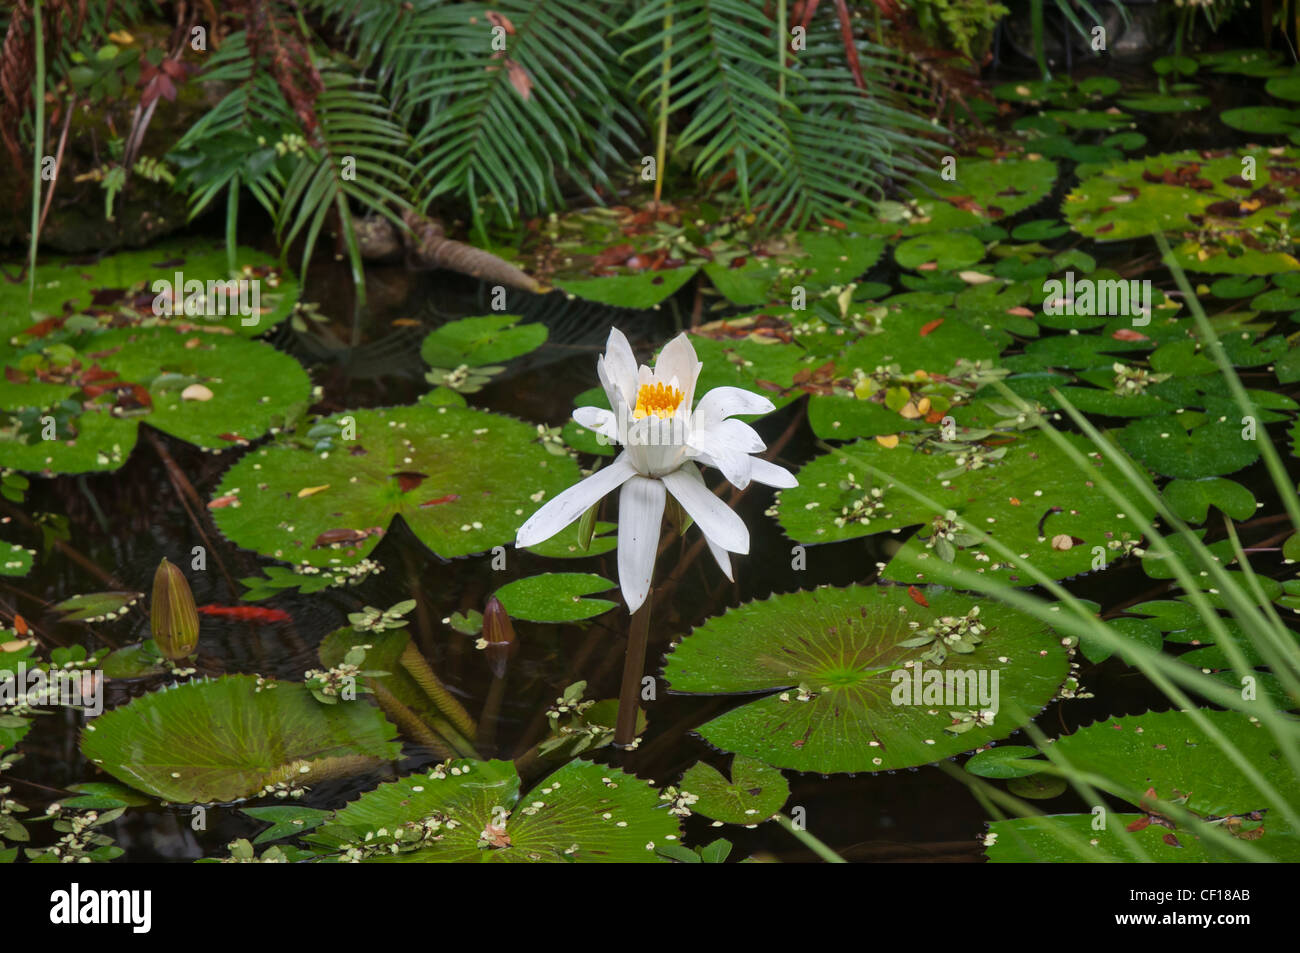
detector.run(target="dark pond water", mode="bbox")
[6,57,1299,862]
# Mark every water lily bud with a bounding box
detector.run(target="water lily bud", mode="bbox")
[482,595,516,679]
[151,558,200,660]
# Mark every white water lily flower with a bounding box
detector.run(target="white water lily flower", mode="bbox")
[515,328,797,612]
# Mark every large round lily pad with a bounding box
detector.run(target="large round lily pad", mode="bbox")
[776,430,1156,588]
[0,327,312,474]
[662,584,1070,773]
[211,405,581,567]
[307,758,679,862]
[984,709,1300,862]
[80,675,401,803]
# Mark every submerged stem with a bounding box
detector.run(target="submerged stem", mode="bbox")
[774,813,846,863]
[614,588,654,748]
[400,642,478,741]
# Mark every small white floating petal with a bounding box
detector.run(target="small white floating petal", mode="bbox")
[515,453,636,547]
[618,475,666,613]
[662,464,749,555]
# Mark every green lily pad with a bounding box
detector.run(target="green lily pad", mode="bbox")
[678,756,789,825]
[964,744,1043,779]
[555,266,697,309]
[523,519,618,558]
[662,584,1069,774]
[900,157,1059,232]
[211,405,581,567]
[307,758,679,862]
[1162,477,1257,523]
[0,327,312,474]
[60,782,152,810]
[1220,106,1300,135]
[1154,55,1199,77]
[79,675,401,803]
[985,814,1218,862]
[1118,94,1209,113]
[1211,275,1268,299]
[0,239,298,341]
[49,591,142,623]
[101,641,168,679]
[1117,414,1259,478]
[985,709,1300,862]
[1266,75,1300,102]
[894,233,986,272]
[1064,148,1300,274]
[807,394,925,440]
[494,573,617,622]
[420,315,547,368]
[242,805,332,845]
[1078,616,1162,665]
[0,542,33,577]
[776,430,1155,588]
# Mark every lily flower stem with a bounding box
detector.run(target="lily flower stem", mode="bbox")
[614,586,655,747]
[774,813,846,863]
[478,671,507,752]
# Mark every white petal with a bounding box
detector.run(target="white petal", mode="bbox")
[618,475,665,613]
[692,386,775,433]
[662,464,749,554]
[654,333,703,412]
[750,456,798,488]
[702,531,734,581]
[597,355,630,416]
[572,406,619,441]
[515,453,636,547]
[603,328,640,407]
[701,446,754,490]
[691,417,765,454]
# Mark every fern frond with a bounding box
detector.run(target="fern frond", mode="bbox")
[399,0,639,227]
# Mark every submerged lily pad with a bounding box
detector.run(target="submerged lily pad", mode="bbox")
[662,584,1069,774]
[211,405,581,567]
[307,758,678,862]
[80,675,401,803]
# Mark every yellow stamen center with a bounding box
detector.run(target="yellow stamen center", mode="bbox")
[633,382,685,420]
